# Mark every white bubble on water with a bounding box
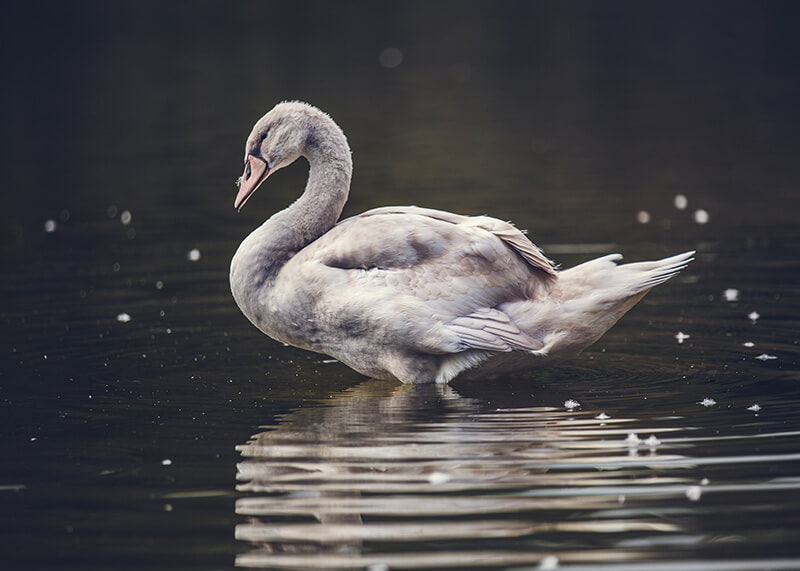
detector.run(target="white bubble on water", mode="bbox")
[673,194,688,210]
[625,433,641,444]
[755,353,777,361]
[723,288,739,302]
[120,210,132,225]
[636,210,651,224]
[675,331,690,344]
[685,485,702,501]
[44,219,57,233]
[748,311,760,323]
[693,208,709,224]
[116,313,131,323]
[564,399,580,410]
[698,398,716,407]
[747,404,762,412]
[187,249,201,261]
[645,435,661,447]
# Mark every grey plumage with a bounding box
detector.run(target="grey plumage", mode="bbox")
[230,102,694,384]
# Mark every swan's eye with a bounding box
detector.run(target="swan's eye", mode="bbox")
[245,161,252,180]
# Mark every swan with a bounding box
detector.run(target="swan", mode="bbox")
[230,101,694,384]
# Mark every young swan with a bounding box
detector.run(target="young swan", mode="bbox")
[230,102,693,384]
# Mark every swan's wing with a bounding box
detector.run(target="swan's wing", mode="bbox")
[292,209,551,355]
[448,307,546,353]
[356,206,557,278]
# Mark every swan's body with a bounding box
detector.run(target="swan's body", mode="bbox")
[230,102,693,384]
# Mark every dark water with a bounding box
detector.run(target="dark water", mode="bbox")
[2,2,800,569]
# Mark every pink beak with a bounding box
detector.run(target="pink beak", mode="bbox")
[235,155,269,211]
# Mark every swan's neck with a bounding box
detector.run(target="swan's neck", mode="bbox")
[230,121,352,313]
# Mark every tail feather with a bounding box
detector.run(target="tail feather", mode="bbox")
[620,250,695,294]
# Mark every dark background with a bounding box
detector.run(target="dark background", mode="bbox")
[1,2,799,569]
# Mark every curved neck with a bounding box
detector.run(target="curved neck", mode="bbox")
[231,119,352,298]
[273,129,352,249]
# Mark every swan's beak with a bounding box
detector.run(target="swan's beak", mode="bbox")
[235,154,270,211]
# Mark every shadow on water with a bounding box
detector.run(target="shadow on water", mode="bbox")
[233,377,800,570]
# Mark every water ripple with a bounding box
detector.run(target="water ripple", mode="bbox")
[234,380,800,569]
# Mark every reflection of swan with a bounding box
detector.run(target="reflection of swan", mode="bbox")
[230,102,694,384]
[234,380,689,569]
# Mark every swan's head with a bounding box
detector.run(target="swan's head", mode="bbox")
[235,101,335,211]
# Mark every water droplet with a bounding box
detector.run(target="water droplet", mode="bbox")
[378,47,403,68]
[116,313,131,323]
[743,341,755,347]
[747,404,762,412]
[723,288,739,302]
[625,433,641,444]
[685,485,702,501]
[675,331,690,344]
[155,280,164,290]
[755,353,777,361]
[187,249,201,262]
[161,459,172,466]
[693,209,709,224]
[120,210,132,225]
[748,311,760,323]
[673,194,688,210]
[595,412,610,420]
[564,399,580,410]
[44,219,57,233]
[645,435,661,447]
[636,210,651,224]
[698,398,716,407]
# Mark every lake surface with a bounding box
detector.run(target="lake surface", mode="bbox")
[2,2,799,569]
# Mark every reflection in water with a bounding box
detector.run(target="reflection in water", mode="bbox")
[233,380,800,569]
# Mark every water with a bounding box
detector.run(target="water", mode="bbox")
[2,2,800,569]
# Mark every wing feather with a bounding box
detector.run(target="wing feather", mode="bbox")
[356,206,557,278]
[448,308,545,353]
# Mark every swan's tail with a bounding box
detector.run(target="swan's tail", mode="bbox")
[617,250,696,294]
[558,250,694,296]
[507,250,694,361]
